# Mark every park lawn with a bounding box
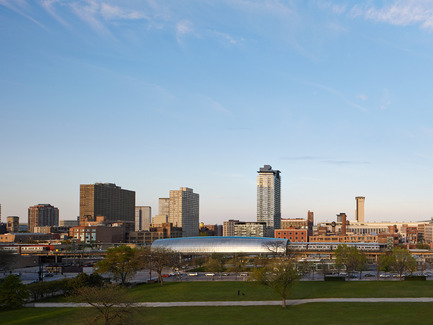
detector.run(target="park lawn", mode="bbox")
[2,303,433,325]
[41,280,433,303]
[128,280,433,302]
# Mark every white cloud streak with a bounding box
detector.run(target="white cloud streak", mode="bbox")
[381,89,391,110]
[40,0,69,26]
[39,0,148,34]
[0,0,46,28]
[307,81,367,111]
[355,1,433,30]
[213,31,242,45]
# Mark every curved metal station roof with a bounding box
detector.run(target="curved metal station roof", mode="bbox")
[151,236,288,254]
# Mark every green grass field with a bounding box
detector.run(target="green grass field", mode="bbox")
[129,280,433,301]
[2,303,433,325]
[41,280,433,303]
[9,281,433,324]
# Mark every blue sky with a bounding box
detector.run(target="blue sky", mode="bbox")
[1,0,433,225]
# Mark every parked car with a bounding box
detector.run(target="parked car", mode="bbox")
[240,273,249,277]
[188,272,198,276]
[379,273,391,278]
[364,273,375,278]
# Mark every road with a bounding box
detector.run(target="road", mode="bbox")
[6,265,433,284]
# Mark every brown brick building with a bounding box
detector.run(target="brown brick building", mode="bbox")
[80,183,135,225]
[70,225,125,244]
[275,227,307,242]
[28,204,59,233]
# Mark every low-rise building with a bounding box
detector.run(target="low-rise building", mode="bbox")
[128,223,182,244]
[275,227,308,242]
[69,225,125,244]
[59,220,79,227]
[280,218,308,229]
[0,233,54,243]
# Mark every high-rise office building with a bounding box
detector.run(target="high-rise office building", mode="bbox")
[159,198,170,216]
[257,165,281,233]
[135,206,151,231]
[6,216,19,233]
[169,187,199,237]
[80,183,135,224]
[28,204,59,233]
[355,196,365,223]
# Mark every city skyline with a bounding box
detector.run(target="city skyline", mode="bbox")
[1,1,433,223]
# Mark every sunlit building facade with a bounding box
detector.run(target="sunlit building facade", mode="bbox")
[257,165,281,233]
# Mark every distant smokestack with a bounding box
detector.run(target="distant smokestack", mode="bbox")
[307,211,314,236]
[337,213,347,236]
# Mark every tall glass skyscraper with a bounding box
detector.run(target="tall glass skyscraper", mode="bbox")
[257,165,281,234]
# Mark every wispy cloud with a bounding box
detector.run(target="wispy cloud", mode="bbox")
[38,0,148,34]
[0,0,46,29]
[69,1,108,34]
[321,160,369,165]
[357,94,368,101]
[99,2,148,21]
[280,156,319,161]
[307,81,367,111]
[317,1,347,15]
[280,156,369,165]
[195,94,233,117]
[176,19,195,43]
[213,30,242,45]
[351,1,433,30]
[229,0,294,16]
[176,19,193,35]
[40,0,69,26]
[381,89,391,110]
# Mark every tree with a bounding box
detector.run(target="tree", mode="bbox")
[94,245,140,285]
[138,247,178,286]
[0,275,29,310]
[377,253,393,280]
[229,254,248,280]
[70,272,105,290]
[390,247,416,280]
[76,285,134,325]
[0,250,16,274]
[416,242,430,250]
[334,245,363,280]
[298,260,316,279]
[357,252,368,278]
[204,254,225,273]
[262,240,287,256]
[250,259,300,308]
